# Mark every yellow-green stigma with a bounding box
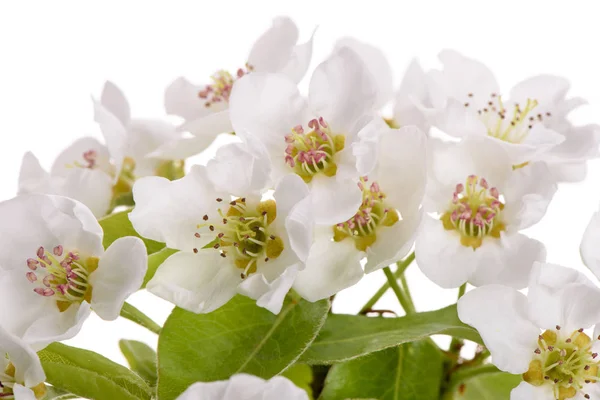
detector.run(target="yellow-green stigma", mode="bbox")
[441,175,505,249]
[333,177,399,251]
[524,327,600,399]
[192,197,284,279]
[284,117,346,183]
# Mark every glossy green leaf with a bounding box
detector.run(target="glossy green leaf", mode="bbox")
[157,295,330,400]
[119,339,158,386]
[43,386,78,399]
[142,247,178,288]
[300,305,481,365]
[38,343,152,400]
[99,210,165,254]
[321,340,444,400]
[448,372,521,399]
[281,364,314,400]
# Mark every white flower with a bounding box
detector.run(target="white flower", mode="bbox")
[0,326,47,400]
[458,262,600,400]
[129,139,313,314]
[229,47,381,226]
[581,206,600,280]
[19,81,183,217]
[293,123,427,301]
[157,16,314,159]
[334,38,431,132]
[0,194,147,350]
[424,50,597,178]
[176,374,308,400]
[415,137,553,289]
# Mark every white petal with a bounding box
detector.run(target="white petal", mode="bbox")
[353,117,389,176]
[147,250,239,314]
[18,152,52,194]
[50,137,111,177]
[364,210,421,274]
[148,133,220,160]
[129,166,222,251]
[279,29,315,83]
[0,194,103,272]
[93,98,127,179]
[503,162,557,230]
[125,119,178,175]
[510,382,554,400]
[519,124,566,163]
[101,81,131,125]
[237,264,299,314]
[335,37,393,109]
[12,384,37,400]
[229,72,306,150]
[274,174,311,217]
[293,237,363,302]
[164,77,210,121]
[415,216,478,289]
[274,175,312,262]
[458,285,540,374]
[90,237,148,321]
[179,109,233,137]
[469,233,546,289]
[581,211,600,279]
[510,75,570,105]
[0,326,45,387]
[394,59,430,131]
[247,16,299,74]
[262,376,309,400]
[176,381,228,400]
[547,160,588,183]
[57,168,114,218]
[222,374,273,399]
[309,175,362,226]
[528,262,600,331]
[207,136,271,195]
[308,47,377,133]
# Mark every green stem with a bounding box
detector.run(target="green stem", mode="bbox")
[399,273,416,312]
[120,302,162,334]
[457,283,467,299]
[443,364,502,398]
[359,252,415,314]
[383,267,416,315]
[449,284,468,353]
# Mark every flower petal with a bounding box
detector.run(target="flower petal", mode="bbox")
[164,77,210,121]
[308,47,377,133]
[147,250,239,314]
[581,211,600,280]
[93,98,127,179]
[101,81,131,126]
[469,233,546,289]
[309,175,362,226]
[58,168,114,218]
[458,285,540,374]
[148,133,220,160]
[415,215,478,289]
[12,384,37,400]
[176,381,228,400]
[18,152,52,194]
[247,17,299,74]
[279,29,315,84]
[129,166,222,251]
[274,175,312,262]
[90,237,148,321]
[510,382,554,400]
[509,75,570,106]
[0,326,45,387]
[50,137,111,177]
[394,59,430,131]
[293,237,363,302]
[238,264,299,314]
[179,109,233,138]
[335,37,393,109]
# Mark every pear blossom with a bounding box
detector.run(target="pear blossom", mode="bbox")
[176,374,308,400]
[157,16,314,159]
[229,47,383,226]
[0,326,47,400]
[458,262,600,400]
[293,123,427,301]
[334,37,431,132]
[129,138,313,314]
[415,137,553,289]
[423,50,598,179]
[580,206,600,280]
[18,81,184,217]
[0,194,147,350]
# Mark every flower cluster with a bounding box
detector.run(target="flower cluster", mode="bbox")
[3,15,600,400]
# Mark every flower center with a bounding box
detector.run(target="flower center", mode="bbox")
[440,175,505,249]
[0,363,46,399]
[192,197,284,279]
[464,92,551,144]
[524,328,600,400]
[198,64,253,108]
[284,118,346,183]
[25,245,98,312]
[333,177,399,251]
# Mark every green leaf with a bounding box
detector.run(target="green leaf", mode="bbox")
[300,305,482,365]
[320,340,444,400]
[448,372,521,400]
[38,342,153,400]
[119,339,158,386]
[99,210,165,254]
[43,386,78,399]
[157,295,330,400]
[281,364,314,400]
[143,247,178,288]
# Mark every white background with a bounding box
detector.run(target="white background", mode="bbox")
[1,0,600,366]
